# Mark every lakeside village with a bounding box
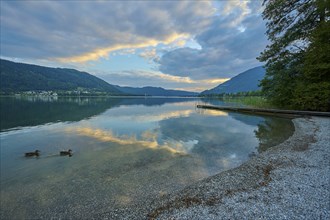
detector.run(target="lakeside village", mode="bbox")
[0,90,120,102]
[1,89,119,97]
[2,89,265,99]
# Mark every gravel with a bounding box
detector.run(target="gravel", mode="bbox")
[96,116,329,219]
[145,117,330,219]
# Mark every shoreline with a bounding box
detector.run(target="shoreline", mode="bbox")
[97,116,329,219]
[145,116,330,219]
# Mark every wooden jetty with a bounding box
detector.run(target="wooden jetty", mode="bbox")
[196,105,330,117]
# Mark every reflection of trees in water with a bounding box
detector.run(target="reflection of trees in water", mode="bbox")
[0,97,198,131]
[115,97,195,106]
[159,115,261,173]
[0,97,121,131]
[254,117,295,153]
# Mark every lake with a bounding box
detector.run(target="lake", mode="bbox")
[0,96,294,219]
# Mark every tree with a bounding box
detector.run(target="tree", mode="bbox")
[294,19,330,111]
[258,0,330,111]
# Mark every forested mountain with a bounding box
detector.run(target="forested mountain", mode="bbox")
[201,66,265,95]
[0,59,121,94]
[0,59,198,96]
[115,86,198,96]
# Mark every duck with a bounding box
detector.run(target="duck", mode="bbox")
[60,149,72,157]
[25,150,40,157]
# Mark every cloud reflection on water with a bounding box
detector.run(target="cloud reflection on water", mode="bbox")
[0,98,295,219]
[129,109,194,122]
[64,104,255,173]
[65,127,198,155]
[197,109,228,116]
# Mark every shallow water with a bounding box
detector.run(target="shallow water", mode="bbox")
[0,97,294,219]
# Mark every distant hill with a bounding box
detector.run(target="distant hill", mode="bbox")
[115,86,198,97]
[201,66,265,95]
[0,59,121,94]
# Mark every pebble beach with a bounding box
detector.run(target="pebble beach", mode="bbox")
[98,116,330,219]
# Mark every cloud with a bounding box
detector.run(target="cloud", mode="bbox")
[115,48,136,56]
[95,70,194,88]
[221,0,251,26]
[0,1,215,62]
[139,48,158,60]
[1,0,268,91]
[56,33,190,63]
[95,69,228,92]
[157,0,268,80]
[158,111,259,170]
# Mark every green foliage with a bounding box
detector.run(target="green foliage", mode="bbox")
[202,91,275,108]
[293,82,330,111]
[200,90,263,98]
[258,0,330,111]
[294,21,330,111]
[222,96,275,109]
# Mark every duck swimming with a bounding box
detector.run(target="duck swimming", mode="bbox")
[60,149,72,157]
[25,150,40,157]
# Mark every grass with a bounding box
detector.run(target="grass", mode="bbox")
[222,96,276,109]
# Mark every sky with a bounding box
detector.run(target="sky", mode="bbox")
[0,0,268,92]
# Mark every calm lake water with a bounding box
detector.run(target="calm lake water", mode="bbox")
[0,96,294,219]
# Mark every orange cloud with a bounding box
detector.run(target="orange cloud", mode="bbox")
[56,33,190,63]
[172,78,230,92]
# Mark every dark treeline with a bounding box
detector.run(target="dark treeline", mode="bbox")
[258,0,330,111]
[200,90,263,98]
